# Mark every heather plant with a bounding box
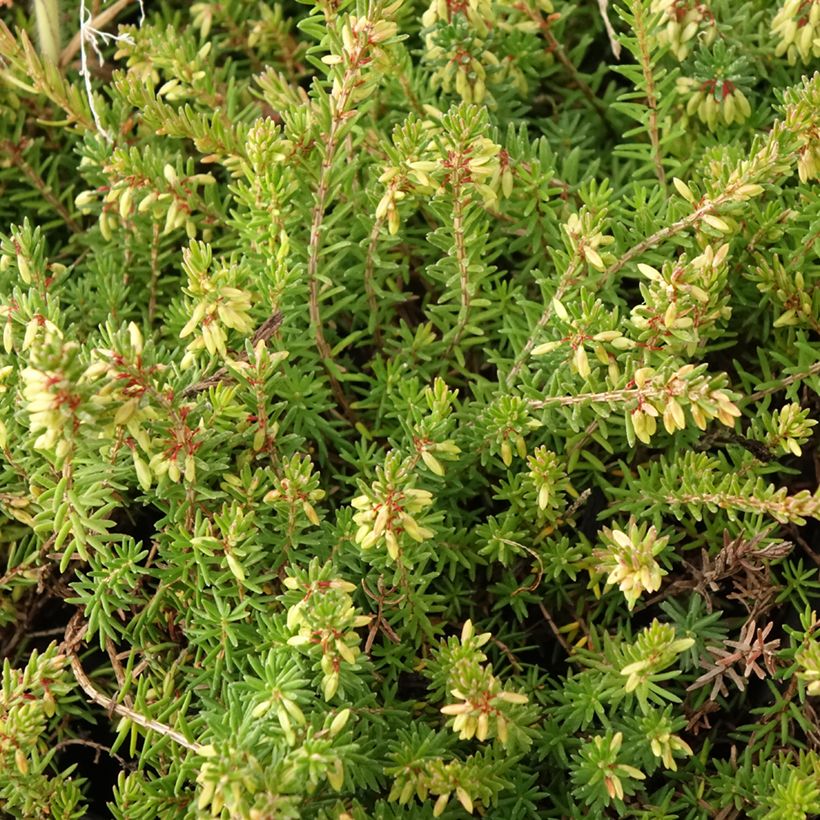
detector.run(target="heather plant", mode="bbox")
[0,0,819,817]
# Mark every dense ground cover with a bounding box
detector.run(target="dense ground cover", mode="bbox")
[0,0,819,816]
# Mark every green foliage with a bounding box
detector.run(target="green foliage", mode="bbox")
[0,0,819,817]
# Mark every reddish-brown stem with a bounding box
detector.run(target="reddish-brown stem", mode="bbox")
[446,183,471,354]
[630,1,666,187]
[2,140,81,232]
[306,59,363,420]
[364,216,385,348]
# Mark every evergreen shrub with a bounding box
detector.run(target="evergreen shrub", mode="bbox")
[0,0,819,816]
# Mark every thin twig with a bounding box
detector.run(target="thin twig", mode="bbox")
[603,194,734,280]
[630,1,666,187]
[307,195,353,417]
[446,182,472,354]
[363,216,385,348]
[65,616,207,755]
[499,539,544,596]
[21,625,67,640]
[505,264,579,387]
[529,384,641,410]
[52,737,132,770]
[1,140,81,232]
[544,29,612,130]
[148,222,160,325]
[511,3,613,132]
[106,637,129,693]
[182,312,283,397]
[397,72,425,118]
[538,602,572,655]
[744,361,820,404]
[491,636,523,673]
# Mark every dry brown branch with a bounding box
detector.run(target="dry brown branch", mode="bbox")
[64,615,207,755]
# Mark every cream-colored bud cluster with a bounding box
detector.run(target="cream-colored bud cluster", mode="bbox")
[113,34,160,85]
[351,482,434,561]
[619,621,695,694]
[179,283,254,360]
[21,330,81,458]
[194,758,238,817]
[588,732,647,802]
[676,77,752,130]
[146,418,203,485]
[178,245,254,364]
[424,41,494,105]
[0,648,68,777]
[753,253,816,329]
[532,297,634,383]
[631,242,731,355]
[3,247,31,286]
[155,46,211,102]
[797,133,820,183]
[647,722,694,771]
[250,691,306,744]
[345,16,399,50]
[421,0,553,103]
[398,158,436,193]
[417,439,461,476]
[595,519,669,610]
[190,3,214,39]
[114,36,213,100]
[422,134,509,205]
[440,683,529,744]
[75,165,216,241]
[674,172,762,213]
[526,446,572,513]
[563,211,615,272]
[222,343,288,451]
[376,120,510,234]
[86,323,162,491]
[0,250,67,289]
[439,620,529,746]
[422,0,493,42]
[441,134,507,208]
[628,364,741,444]
[0,305,18,356]
[374,177,408,235]
[324,13,399,103]
[650,0,716,61]
[0,362,13,448]
[388,753,490,816]
[772,0,820,65]
[188,503,257,584]
[84,329,198,486]
[766,403,818,457]
[283,575,370,701]
[263,456,327,525]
